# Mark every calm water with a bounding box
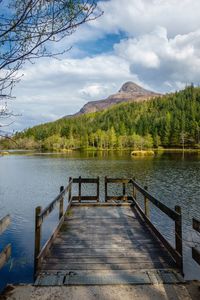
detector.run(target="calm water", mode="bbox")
[0,151,200,291]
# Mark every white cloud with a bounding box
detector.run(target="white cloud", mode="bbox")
[95,0,200,38]
[115,27,200,90]
[5,0,200,131]
[11,55,135,130]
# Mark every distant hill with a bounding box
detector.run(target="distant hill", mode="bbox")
[66,81,161,117]
[2,85,200,151]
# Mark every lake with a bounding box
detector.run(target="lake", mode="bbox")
[0,151,200,291]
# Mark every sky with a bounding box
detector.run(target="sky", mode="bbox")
[5,0,200,132]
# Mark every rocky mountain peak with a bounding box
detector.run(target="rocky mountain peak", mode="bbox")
[64,81,161,118]
[118,81,154,95]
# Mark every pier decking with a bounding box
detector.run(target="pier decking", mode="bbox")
[34,177,184,286]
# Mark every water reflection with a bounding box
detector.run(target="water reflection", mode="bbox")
[0,151,200,291]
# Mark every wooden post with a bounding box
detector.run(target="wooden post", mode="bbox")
[59,186,64,219]
[133,177,136,200]
[97,176,100,202]
[34,206,42,272]
[144,186,150,219]
[78,176,81,203]
[68,177,72,203]
[123,182,126,201]
[105,176,108,202]
[175,205,183,271]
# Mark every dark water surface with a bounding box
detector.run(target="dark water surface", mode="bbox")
[0,151,200,291]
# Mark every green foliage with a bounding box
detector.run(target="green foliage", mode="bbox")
[4,85,200,151]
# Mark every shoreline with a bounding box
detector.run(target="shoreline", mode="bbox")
[1,148,200,155]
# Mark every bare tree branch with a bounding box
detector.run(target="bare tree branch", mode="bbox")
[0,0,102,136]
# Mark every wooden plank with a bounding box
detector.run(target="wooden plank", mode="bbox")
[37,202,177,277]
[193,218,200,233]
[72,196,98,201]
[105,178,131,184]
[70,202,133,207]
[49,247,170,256]
[43,257,175,265]
[106,196,132,201]
[55,239,154,246]
[0,215,10,235]
[46,250,171,262]
[59,230,165,241]
[0,244,11,269]
[73,178,99,183]
[40,261,172,271]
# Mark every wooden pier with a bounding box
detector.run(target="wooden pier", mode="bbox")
[34,177,184,286]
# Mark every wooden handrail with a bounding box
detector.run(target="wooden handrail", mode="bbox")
[104,177,183,272]
[192,218,200,266]
[130,178,183,272]
[34,179,73,275]
[72,178,99,183]
[34,176,184,275]
[0,215,11,270]
[72,176,100,202]
[131,196,182,266]
[105,177,132,202]
[130,179,180,221]
[38,178,73,222]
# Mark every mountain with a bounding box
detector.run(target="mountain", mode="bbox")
[2,85,199,151]
[69,81,161,117]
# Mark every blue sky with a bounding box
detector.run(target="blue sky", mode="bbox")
[3,0,200,132]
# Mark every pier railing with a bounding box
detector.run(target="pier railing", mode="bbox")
[34,176,100,274]
[72,176,99,202]
[34,176,183,274]
[0,215,11,270]
[34,178,73,273]
[192,218,200,266]
[105,177,183,272]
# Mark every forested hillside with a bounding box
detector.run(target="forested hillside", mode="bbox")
[2,85,200,151]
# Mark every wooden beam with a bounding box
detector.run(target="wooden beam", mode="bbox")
[78,176,81,203]
[105,176,108,202]
[72,196,98,201]
[0,215,10,235]
[73,178,99,183]
[144,186,150,219]
[97,176,100,202]
[59,186,64,219]
[131,179,180,221]
[175,205,183,273]
[105,178,131,184]
[71,202,132,207]
[34,206,42,272]
[106,196,132,201]
[38,179,72,222]
[35,199,73,275]
[131,198,182,270]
